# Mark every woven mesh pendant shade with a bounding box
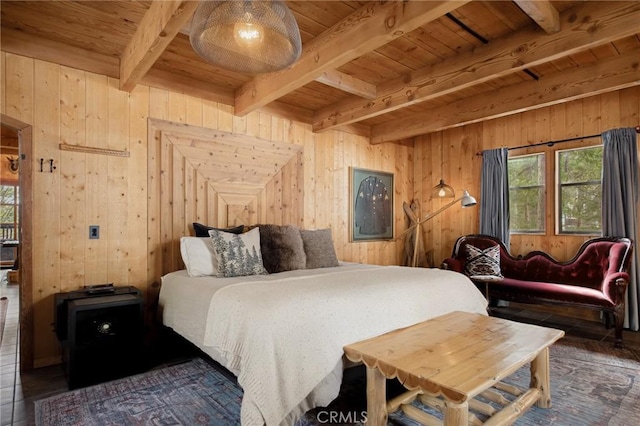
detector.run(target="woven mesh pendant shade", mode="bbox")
[431,179,455,198]
[190,0,302,75]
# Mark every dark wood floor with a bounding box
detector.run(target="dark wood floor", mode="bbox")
[1,275,639,425]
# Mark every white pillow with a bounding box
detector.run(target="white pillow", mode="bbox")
[180,237,217,277]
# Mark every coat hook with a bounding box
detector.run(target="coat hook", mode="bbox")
[49,159,56,173]
[40,158,44,173]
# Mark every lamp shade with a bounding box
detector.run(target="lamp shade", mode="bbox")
[190,0,302,75]
[431,179,455,198]
[460,190,477,207]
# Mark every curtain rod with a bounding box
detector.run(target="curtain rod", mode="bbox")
[476,125,640,156]
[508,133,600,151]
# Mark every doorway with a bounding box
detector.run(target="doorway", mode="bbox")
[1,127,20,270]
[1,114,34,371]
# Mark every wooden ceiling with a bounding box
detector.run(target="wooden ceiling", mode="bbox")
[2,1,639,144]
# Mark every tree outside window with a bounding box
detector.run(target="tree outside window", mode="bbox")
[556,146,602,234]
[0,185,19,240]
[508,153,545,234]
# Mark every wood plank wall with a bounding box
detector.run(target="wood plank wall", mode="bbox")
[2,49,637,367]
[414,87,640,321]
[414,86,639,265]
[1,52,412,368]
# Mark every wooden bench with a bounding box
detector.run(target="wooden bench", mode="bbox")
[344,311,564,426]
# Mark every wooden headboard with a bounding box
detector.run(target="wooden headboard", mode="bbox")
[147,119,304,294]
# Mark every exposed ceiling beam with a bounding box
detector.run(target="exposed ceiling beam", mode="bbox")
[370,52,640,143]
[234,0,470,116]
[315,70,377,99]
[141,69,315,124]
[513,0,560,34]
[141,69,235,105]
[119,0,199,92]
[1,26,323,128]
[314,0,640,132]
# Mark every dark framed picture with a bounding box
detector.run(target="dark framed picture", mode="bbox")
[350,167,394,241]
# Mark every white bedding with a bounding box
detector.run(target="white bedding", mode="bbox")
[158,263,488,426]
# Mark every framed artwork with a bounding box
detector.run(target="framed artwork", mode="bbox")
[350,167,394,241]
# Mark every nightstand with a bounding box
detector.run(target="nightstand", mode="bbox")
[54,287,144,389]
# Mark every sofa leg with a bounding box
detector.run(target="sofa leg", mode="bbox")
[613,309,624,349]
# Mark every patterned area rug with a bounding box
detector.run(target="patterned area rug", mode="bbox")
[35,358,242,425]
[35,337,640,426]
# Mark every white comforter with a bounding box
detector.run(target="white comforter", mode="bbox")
[159,263,488,426]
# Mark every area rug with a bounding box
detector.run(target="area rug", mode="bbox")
[35,337,640,426]
[35,358,242,425]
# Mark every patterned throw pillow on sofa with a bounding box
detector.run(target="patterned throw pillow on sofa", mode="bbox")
[465,244,503,280]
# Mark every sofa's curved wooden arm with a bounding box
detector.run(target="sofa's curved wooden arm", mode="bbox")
[613,277,629,305]
[600,272,629,303]
[440,258,464,272]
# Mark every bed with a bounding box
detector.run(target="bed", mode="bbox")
[158,224,489,425]
[158,259,488,426]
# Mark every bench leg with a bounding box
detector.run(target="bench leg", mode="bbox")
[530,347,551,408]
[365,367,387,426]
[444,401,468,426]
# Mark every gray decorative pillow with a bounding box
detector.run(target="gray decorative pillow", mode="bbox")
[208,227,268,277]
[465,244,502,279]
[255,224,306,273]
[193,222,244,238]
[300,228,339,269]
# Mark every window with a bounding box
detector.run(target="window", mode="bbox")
[0,184,19,241]
[556,146,602,234]
[508,154,545,233]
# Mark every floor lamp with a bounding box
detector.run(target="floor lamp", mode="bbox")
[400,191,477,267]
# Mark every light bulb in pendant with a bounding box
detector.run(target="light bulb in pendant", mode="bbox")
[234,13,264,47]
[438,187,446,197]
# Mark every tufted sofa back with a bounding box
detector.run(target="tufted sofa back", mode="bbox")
[446,235,633,289]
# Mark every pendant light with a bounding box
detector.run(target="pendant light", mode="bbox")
[431,179,455,198]
[431,140,455,198]
[190,0,302,75]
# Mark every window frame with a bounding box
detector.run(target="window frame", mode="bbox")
[555,145,603,236]
[508,152,546,235]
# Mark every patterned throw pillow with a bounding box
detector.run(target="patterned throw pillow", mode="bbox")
[209,227,268,278]
[465,244,502,279]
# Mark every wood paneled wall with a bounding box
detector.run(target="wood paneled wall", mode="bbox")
[1,52,413,368]
[414,87,640,266]
[414,87,639,322]
[2,48,637,367]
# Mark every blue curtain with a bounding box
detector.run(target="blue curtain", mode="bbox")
[479,148,510,248]
[602,128,639,331]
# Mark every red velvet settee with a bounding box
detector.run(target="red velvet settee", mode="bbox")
[442,235,634,347]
